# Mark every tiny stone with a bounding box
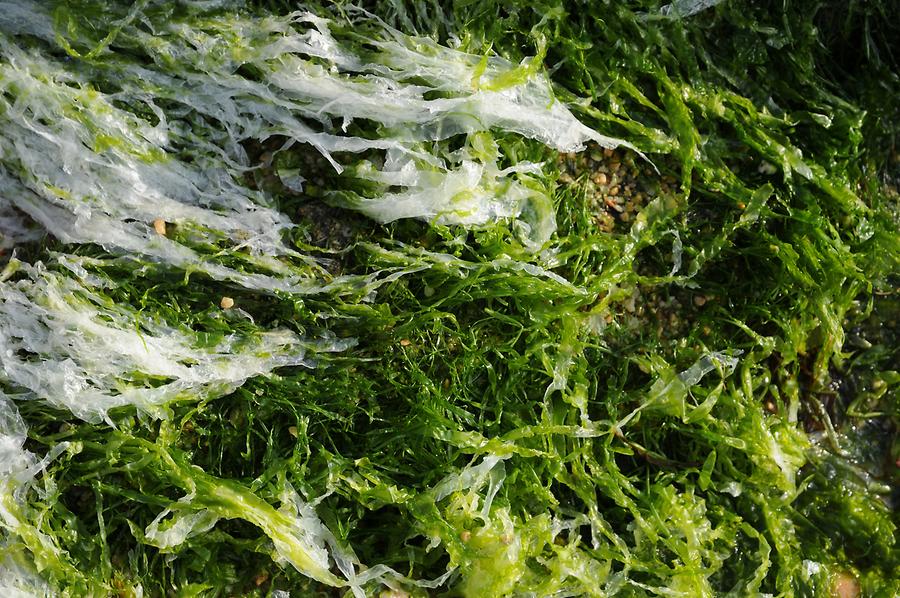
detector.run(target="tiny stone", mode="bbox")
[152,218,166,236]
[608,186,620,196]
[693,295,707,307]
[400,338,411,346]
[832,573,860,598]
[460,530,472,542]
[595,172,608,185]
[220,296,235,309]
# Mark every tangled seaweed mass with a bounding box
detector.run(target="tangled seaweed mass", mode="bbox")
[0,1,897,596]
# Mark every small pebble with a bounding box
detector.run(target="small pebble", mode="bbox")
[220,296,235,309]
[831,573,860,598]
[153,218,166,236]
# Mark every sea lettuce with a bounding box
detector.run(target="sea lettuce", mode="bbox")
[0,0,896,596]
